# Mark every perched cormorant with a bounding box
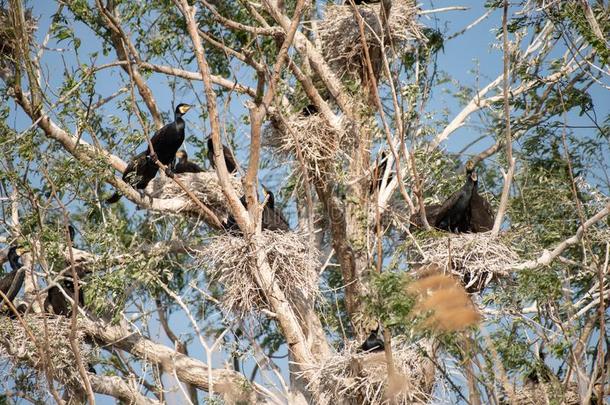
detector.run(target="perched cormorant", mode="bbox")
[262,186,290,232]
[106,103,192,203]
[224,187,290,233]
[207,137,238,174]
[0,247,25,309]
[411,162,494,233]
[358,325,385,353]
[467,163,494,232]
[173,150,203,174]
[300,104,319,117]
[44,224,86,316]
[434,168,477,233]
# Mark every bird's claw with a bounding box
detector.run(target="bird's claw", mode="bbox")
[165,167,175,178]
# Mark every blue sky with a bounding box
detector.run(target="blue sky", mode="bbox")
[4,0,609,403]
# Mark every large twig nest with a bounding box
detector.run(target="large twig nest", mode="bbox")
[0,314,93,384]
[412,233,519,292]
[319,0,423,81]
[263,114,353,176]
[146,171,242,222]
[305,338,435,405]
[200,231,320,315]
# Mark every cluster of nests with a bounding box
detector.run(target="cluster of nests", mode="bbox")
[305,338,436,405]
[198,230,320,316]
[0,314,94,384]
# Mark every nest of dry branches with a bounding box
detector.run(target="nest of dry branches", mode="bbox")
[318,0,423,81]
[306,338,435,405]
[0,314,93,384]
[146,171,242,222]
[413,233,519,292]
[200,230,320,315]
[263,114,353,176]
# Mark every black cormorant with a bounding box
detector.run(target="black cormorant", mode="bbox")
[0,247,25,308]
[358,325,384,353]
[467,163,494,232]
[300,104,319,117]
[262,186,290,232]
[223,187,290,233]
[434,169,477,233]
[106,103,192,203]
[173,150,203,174]
[207,137,238,174]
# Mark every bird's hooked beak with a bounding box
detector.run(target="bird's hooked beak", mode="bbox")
[178,104,192,114]
[470,171,478,182]
[15,247,26,256]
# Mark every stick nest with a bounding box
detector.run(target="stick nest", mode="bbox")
[318,0,424,81]
[146,171,242,222]
[413,233,519,292]
[305,338,435,405]
[0,314,93,384]
[263,114,353,176]
[200,230,320,315]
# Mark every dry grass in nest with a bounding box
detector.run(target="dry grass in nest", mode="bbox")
[199,230,320,315]
[305,338,435,405]
[0,314,93,384]
[412,233,519,292]
[263,114,351,176]
[318,0,423,81]
[146,171,242,222]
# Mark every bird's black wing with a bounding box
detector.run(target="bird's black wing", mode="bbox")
[0,269,25,303]
[470,191,494,232]
[434,190,464,227]
[411,204,441,229]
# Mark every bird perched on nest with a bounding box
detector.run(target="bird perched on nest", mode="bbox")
[224,187,290,233]
[0,246,26,313]
[300,104,319,117]
[358,324,385,353]
[262,186,290,232]
[173,150,203,174]
[466,163,494,232]
[44,225,87,316]
[207,137,238,174]
[411,161,494,233]
[106,103,192,203]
